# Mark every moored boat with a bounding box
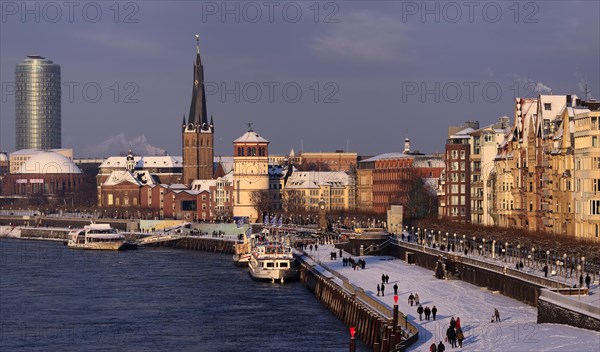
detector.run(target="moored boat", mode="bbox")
[67,223,137,250]
[248,233,298,283]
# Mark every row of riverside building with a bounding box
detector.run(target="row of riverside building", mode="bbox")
[438,94,600,240]
[3,37,599,240]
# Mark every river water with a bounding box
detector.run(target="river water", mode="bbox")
[0,239,367,351]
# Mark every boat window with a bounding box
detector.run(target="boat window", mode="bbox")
[266,262,275,268]
[279,262,288,268]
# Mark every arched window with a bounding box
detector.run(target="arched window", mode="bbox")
[251,147,256,156]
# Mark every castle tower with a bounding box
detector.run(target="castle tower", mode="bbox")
[182,35,214,185]
[233,125,269,222]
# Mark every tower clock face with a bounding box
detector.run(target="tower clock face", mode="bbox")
[242,162,260,183]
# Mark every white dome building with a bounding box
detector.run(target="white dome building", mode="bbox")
[3,151,90,199]
[17,151,81,174]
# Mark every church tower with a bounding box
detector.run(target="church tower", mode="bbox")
[182,34,214,186]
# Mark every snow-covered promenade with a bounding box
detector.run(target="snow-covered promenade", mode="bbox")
[308,244,600,351]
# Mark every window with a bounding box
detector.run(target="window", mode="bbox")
[591,200,600,215]
[544,103,552,111]
[594,179,600,192]
[593,136,598,147]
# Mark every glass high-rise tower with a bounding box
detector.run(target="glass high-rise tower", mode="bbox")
[15,55,61,151]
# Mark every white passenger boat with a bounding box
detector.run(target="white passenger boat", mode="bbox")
[67,223,137,250]
[248,233,298,283]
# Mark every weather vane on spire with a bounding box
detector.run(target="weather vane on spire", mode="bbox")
[195,34,200,54]
[246,122,254,131]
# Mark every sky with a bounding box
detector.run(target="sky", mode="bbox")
[0,1,598,158]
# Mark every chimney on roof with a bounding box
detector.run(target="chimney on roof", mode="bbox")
[403,137,411,154]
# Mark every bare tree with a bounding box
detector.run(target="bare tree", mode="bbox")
[250,190,274,220]
[282,189,305,215]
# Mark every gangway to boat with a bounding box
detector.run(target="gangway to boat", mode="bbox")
[137,233,185,246]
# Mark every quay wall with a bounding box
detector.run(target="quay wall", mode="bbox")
[537,289,600,332]
[155,236,235,254]
[298,257,419,351]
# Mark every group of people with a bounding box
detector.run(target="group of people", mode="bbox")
[381,274,390,284]
[416,304,437,321]
[430,341,446,352]
[344,257,366,270]
[408,293,420,306]
[445,316,464,348]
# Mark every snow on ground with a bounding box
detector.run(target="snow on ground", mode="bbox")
[308,245,600,352]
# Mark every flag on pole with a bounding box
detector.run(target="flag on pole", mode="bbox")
[278,216,283,227]
[236,217,244,228]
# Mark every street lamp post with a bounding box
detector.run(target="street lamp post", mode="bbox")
[577,265,582,299]
[453,233,457,252]
[563,253,568,278]
[463,235,466,252]
[531,248,536,269]
[446,232,449,250]
[505,242,509,262]
[492,240,496,259]
[517,245,521,268]
[482,238,486,257]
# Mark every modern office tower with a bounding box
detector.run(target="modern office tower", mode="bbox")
[15,55,61,151]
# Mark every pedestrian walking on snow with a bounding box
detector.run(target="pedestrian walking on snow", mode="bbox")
[432,305,438,320]
[377,284,381,296]
[393,283,398,295]
[417,304,424,321]
[414,293,420,305]
[429,343,437,352]
[408,293,415,306]
[494,308,501,322]
[382,274,386,284]
[456,327,464,348]
[381,283,385,296]
[455,317,461,329]
[424,306,431,321]
[446,326,457,348]
[437,341,446,352]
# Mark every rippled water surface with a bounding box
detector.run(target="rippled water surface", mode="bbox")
[0,239,367,351]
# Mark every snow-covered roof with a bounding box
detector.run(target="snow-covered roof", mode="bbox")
[100,156,182,169]
[190,179,217,192]
[450,127,475,138]
[17,151,82,174]
[360,152,413,163]
[0,153,7,162]
[102,170,156,187]
[233,130,269,143]
[285,171,350,189]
